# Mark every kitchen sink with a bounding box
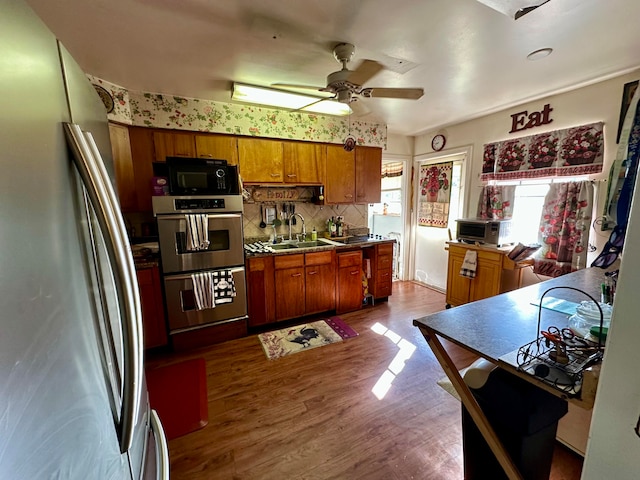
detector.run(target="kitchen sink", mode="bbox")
[270,243,300,250]
[269,239,335,250]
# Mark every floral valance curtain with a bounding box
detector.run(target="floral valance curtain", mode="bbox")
[418,162,452,228]
[533,181,593,277]
[477,185,516,219]
[381,162,403,178]
[481,122,604,181]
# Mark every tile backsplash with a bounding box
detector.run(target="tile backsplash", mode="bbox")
[243,202,368,241]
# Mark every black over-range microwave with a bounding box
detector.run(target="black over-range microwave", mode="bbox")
[165,157,240,196]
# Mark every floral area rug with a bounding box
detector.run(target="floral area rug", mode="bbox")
[258,316,358,360]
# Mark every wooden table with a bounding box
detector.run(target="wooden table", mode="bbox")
[413,267,608,480]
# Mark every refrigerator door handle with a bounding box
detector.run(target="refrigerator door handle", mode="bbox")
[64,123,143,454]
[150,409,170,480]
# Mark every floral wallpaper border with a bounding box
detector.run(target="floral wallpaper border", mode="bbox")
[481,122,604,181]
[87,75,387,148]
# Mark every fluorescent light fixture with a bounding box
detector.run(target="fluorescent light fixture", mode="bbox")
[232,83,351,116]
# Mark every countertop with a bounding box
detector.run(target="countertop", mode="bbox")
[413,267,608,363]
[243,236,395,257]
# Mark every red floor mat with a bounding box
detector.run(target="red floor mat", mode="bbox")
[146,358,208,440]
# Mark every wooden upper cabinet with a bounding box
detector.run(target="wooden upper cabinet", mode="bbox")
[195,134,239,165]
[128,126,155,212]
[152,130,196,161]
[108,123,137,212]
[325,144,356,204]
[282,141,325,184]
[238,137,284,183]
[355,146,382,204]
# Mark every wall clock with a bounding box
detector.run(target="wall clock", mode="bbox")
[432,134,446,151]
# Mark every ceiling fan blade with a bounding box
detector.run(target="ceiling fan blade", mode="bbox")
[347,59,384,87]
[362,87,424,100]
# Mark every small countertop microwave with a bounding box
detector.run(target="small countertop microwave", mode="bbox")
[455,218,514,246]
[166,157,240,196]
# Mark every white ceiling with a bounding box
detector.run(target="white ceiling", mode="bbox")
[26,0,640,136]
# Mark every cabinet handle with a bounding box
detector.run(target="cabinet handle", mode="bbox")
[381,272,390,278]
[350,270,359,275]
[344,194,353,199]
[287,174,297,178]
[199,153,213,158]
[308,270,318,275]
[291,273,302,277]
[270,173,280,177]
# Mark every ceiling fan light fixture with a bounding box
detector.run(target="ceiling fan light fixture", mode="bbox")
[232,83,351,116]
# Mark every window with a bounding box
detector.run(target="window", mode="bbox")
[510,183,550,244]
[371,175,402,215]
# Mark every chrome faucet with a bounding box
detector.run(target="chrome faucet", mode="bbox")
[289,213,306,241]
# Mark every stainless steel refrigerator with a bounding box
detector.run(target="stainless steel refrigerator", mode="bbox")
[0,0,169,478]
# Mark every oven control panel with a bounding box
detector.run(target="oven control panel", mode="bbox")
[175,198,225,210]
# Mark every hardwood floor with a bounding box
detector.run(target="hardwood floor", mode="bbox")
[146,281,583,479]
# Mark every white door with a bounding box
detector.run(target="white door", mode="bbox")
[410,151,467,291]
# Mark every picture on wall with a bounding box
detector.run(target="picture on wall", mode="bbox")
[418,162,452,228]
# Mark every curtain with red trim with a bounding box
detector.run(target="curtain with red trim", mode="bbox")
[533,181,593,277]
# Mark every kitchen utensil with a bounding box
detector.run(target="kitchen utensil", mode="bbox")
[259,205,266,228]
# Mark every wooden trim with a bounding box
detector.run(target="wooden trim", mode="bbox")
[417,325,524,480]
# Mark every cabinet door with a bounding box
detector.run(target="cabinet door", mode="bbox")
[325,145,355,204]
[446,249,471,307]
[195,134,239,165]
[274,266,305,320]
[336,251,363,314]
[355,146,382,204]
[136,267,168,349]
[109,123,137,212]
[246,256,276,327]
[469,251,503,302]
[282,141,325,184]
[238,137,283,183]
[306,263,336,314]
[153,130,196,161]
[128,126,155,212]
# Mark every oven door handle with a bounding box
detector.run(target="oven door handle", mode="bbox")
[165,266,245,281]
[64,123,143,454]
[157,213,243,221]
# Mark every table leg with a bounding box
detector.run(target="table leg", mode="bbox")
[418,325,524,480]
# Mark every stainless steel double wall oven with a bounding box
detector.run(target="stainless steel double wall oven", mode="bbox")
[153,195,247,338]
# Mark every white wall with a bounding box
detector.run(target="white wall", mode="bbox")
[414,69,640,258]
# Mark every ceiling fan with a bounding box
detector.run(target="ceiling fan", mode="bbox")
[273,43,424,114]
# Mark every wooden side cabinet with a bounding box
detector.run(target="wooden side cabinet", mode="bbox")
[325,145,356,204]
[136,266,168,349]
[365,242,394,300]
[445,242,531,308]
[152,130,196,161]
[238,137,284,183]
[336,250,364,314]
[246,256,276,327]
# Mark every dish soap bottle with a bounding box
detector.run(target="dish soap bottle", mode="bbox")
[311,227,317,241]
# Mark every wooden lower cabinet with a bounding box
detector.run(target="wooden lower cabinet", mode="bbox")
[305,251,336,314]
[274,254,306,321]
[445,242,530,308]
[336,250,364,314]
[136,266,168,349]
[246,256,276,327]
